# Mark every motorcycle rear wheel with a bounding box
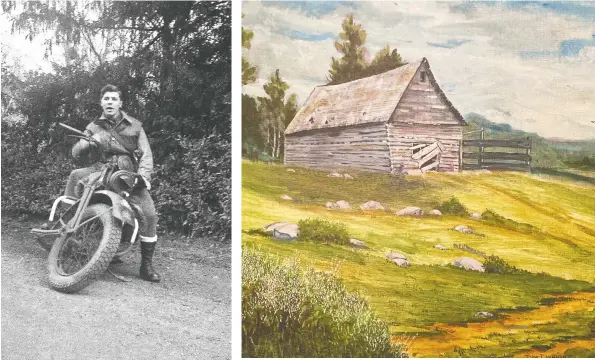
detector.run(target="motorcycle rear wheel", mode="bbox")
[48,203,121,293]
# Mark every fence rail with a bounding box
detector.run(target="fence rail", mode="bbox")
[461,129,532,172]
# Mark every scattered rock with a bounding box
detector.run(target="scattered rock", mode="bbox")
[405,169,424,176]
[454,225,473,234]
[429,209,442,216]
[470,212,482,219]
[326,202,337,209]
[475,311,494,318]
[386,252,407,260]
[326,200,351,210]
[396,206,424,216]
[286,168,296,172]
[335,200,352,210]
[328,172,343,178]
[435,244,447,250]
[392,258,409,267]
[453,257,485,272]
[360,201,384,211]
[264,222,299,241]
[280,195,293,201]
[343,173,353,179]
[349,238,366,248]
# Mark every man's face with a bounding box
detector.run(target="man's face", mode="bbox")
[100,91,122,118]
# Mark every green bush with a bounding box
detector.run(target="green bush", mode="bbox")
[563,347,595,358]
[481,209,536,233]
[483,255,527,275]
[297,218,350,245]
[437,197,469,216]
[242,248,408,358]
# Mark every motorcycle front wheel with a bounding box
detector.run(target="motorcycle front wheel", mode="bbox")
[48,203,121,293]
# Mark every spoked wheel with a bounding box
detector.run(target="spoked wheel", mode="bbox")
[48,203,121,293]
[36,202,77,252]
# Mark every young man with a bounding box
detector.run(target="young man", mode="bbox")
[54,84,161,282]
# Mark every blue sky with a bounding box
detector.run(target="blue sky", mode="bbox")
[243,1,595,139]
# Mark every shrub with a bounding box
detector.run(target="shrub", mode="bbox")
[153,133,231,241]
[437,197,469,216]
[483,255,527,275]
[242,248,409,358]
[481,209,536,233]
[297,218,350,245]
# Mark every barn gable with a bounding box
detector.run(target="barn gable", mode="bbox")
[284,58,467,173]
[285,58,465,135]
[390,60,465,126]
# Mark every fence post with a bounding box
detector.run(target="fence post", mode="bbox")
[526,136,532,172]
[479,127,484,169]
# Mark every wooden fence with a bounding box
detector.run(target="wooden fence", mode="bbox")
[461,129,532,171]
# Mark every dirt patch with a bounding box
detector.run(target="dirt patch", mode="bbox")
[1,217,231,360]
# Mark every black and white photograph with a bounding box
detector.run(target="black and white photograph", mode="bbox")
[1,1,231,358]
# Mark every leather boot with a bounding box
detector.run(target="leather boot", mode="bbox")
[140,241,161,282]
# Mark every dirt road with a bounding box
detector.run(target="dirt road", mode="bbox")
[1,217,231,360]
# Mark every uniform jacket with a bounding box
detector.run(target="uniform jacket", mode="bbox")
[72,111,154,184]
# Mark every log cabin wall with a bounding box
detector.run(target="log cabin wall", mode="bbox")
[284,123,392,173]
[387,124,463,172]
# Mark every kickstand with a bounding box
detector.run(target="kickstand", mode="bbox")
[107,267,133,282]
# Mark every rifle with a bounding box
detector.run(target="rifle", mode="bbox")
[59,122,99,144]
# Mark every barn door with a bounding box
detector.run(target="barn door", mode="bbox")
[411,141,444,172]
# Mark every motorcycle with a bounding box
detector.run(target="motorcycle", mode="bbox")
[31,123,143,293]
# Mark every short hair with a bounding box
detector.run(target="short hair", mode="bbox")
[100,84,122,99]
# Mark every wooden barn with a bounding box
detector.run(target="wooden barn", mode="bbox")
[284,58,468,174]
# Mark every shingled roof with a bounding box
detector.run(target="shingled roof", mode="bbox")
[285,58,465,135]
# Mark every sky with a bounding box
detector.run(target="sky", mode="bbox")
[242,1,595,140]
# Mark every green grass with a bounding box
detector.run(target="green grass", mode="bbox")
[242,160,595,357]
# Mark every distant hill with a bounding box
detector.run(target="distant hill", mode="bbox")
[463,113,595,170]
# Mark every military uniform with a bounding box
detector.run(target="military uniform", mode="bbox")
[65,110,160,282]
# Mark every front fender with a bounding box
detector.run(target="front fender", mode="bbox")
[90,190,136,226]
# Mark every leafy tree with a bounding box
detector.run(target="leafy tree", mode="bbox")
[327,15,406,85]
[257,69,297,159]
[366,44,406,77]
[327,14,368,85]
[241,13,257,85]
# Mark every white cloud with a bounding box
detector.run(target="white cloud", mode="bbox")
[242,1,595,140]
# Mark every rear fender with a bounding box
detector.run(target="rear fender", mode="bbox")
[90,190,136,226]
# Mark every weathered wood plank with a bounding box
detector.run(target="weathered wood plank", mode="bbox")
[463,152,531,161]
[463,139,531,149]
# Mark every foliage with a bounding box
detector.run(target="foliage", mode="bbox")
[437,197,469,216]
[483,255,527,275]
[152,133,230,240]
[365,44,406,77]
[242,70,298,161]
[242,248,409,358]
[1,1,231,241]
[563,347,595,358]
[327,14,405,85]
[297,218,350,245]
[241,13,257,85]
[327,14,368,85]
[481,209,537,233]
